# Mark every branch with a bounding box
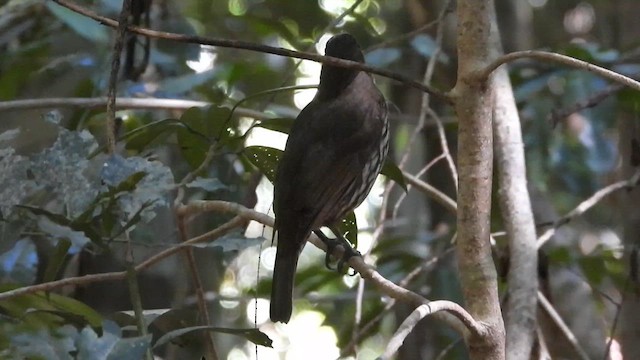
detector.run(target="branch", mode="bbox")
[104,0,130,154]
[454,1,505,359]
[480,51,640,92]
[490,21,538,359]
[537,169,640,248]
[176,211,218,359]
[177,200,481,338]
[380,301,482,360]
[50,0,451,103]
[0,216,245,301]
[0,97,275,119]
[538,291,591,360]
[403,171,457,214]
[549,83,625,126]
[341,247,455,357]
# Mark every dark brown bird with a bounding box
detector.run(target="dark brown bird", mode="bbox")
[270,33,389,323]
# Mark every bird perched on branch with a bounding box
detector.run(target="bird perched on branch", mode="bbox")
[270,33,389,323]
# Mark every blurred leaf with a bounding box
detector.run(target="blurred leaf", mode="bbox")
[30,128,100,217]
[381,157,407,192]
[124,119,185,153]
[0,239,37,285]
[177,106,232,169]
[100,155,174,223]
[153,326,272,349]
[105,334,152,360]
[185,177,228,192]
[0,284,103,329]
[41,238,71,284]
[148,308,203,356]
[0,129,20,143]
[253,117,295,134]
[0,147,35,216]
[77,320,151,360]
[410,34,437,58]
[37,217,90,254]
[242,146,282,182]
[365,48,401,67]
[19,205,105,248]
[191,233,265,252]
[546,246,572,265]
[578,256,606,285]
[157,69,217,96]
[46,2,109,44]
[9,326,77,360]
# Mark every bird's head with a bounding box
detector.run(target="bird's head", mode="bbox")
[318,33,366,99]
[324,33,365,63]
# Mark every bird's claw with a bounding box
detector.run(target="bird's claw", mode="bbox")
[314,230,361,274]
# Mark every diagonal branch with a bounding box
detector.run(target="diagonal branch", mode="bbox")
[0,216,246,301]
[537,169,640,248]
[50,0,451,103]
[178,200,483,338]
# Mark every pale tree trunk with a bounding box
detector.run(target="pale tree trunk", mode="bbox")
[490,9,538,360]
[453,0,505,359]
[618,113,640,359]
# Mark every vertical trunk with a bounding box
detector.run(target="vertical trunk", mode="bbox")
[618,113,640,359]
[454,1,505,359]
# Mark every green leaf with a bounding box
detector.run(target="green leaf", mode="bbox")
[381,157,408,192]
[253,117,295,134]
[42,238,71,284]
[153,326,272,349]
[18,205,106,249]
[0,284,103,329]
[46,2,109,43]
[578,256,606,285]
[242,146,282,182]
[177,107,213,169]
[124,119,185,153]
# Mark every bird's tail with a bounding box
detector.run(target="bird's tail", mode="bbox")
[270,250,298,323]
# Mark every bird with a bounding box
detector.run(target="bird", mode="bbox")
[270,33,389,323]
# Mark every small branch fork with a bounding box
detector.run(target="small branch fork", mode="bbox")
[479,50,640,92]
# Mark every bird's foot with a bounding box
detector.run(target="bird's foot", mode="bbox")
[313,229,361,275]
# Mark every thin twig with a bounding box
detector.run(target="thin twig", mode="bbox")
[402,171,457,214]
[0,97,273,118]
[392,153,445,219]
[340,247,454,357]
[549,83,625,126]
[176,212,218,360]
[430,108,458,191]
[537,170,640,248]
[365,2,453,52]
[104,0,131,154]
[50,0,451,102]
[479,50,640,92]
[537,291,591,360]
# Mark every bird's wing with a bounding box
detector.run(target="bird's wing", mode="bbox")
[274,87,386,231]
